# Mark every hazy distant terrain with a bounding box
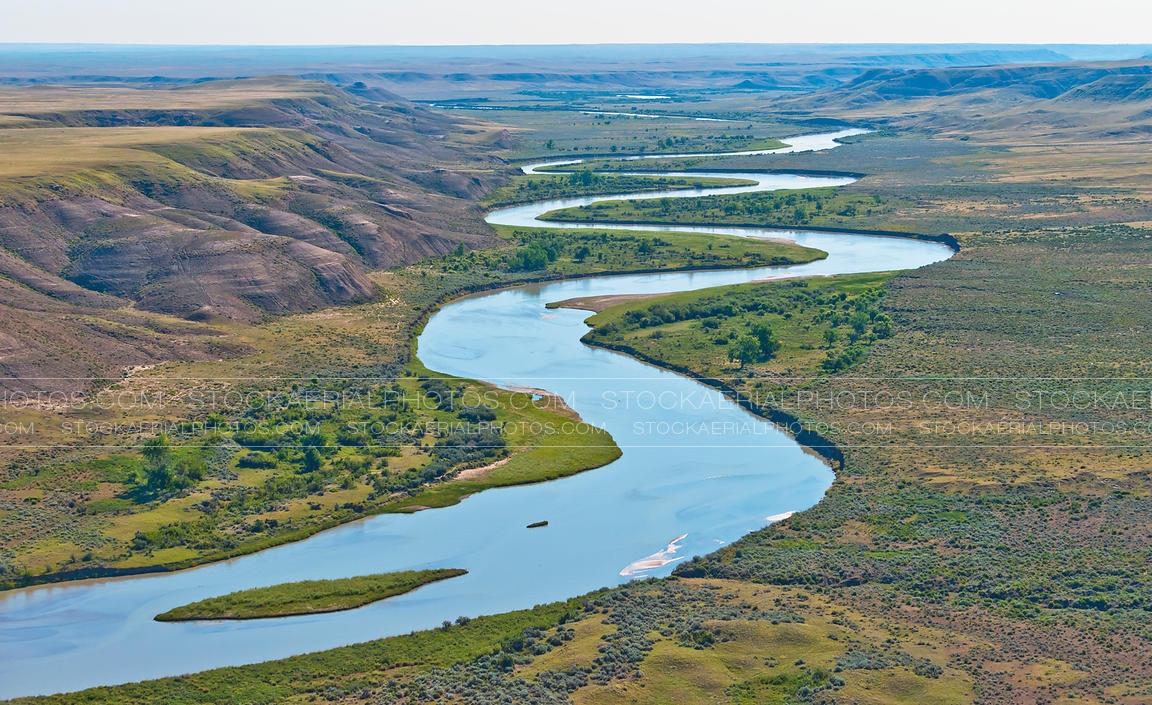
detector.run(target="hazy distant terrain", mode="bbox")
[4,43,1150,98]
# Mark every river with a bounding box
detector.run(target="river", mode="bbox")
[0,130,952,698]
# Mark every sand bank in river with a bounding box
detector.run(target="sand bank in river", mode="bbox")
[548,293,664,313]
[619,534,689,576]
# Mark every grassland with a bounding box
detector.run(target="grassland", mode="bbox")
[0,125,319,203]
[533,127,1152,702]
[668,223,1152,704]
[154,569,467,621]
[0,78,332,114]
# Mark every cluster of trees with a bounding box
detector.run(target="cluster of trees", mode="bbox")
[139,433,205,495]
[373,652,585,704]
[417,377,497,422]
[728,322,781,367]
[501,231,684,273]
[836,647,943,679]
[415,427,507,484]
[822,344,868,372]
[131,516,236,553]
[506,237,564,271]
[813,293,893,341]
[618,299,742,329]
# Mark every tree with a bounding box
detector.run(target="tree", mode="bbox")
[728,335,761,368]
[873,313,893,338]
[142,432,170,467]
[141,433,172,491]
[172,455,206,488]
[303,447,323,474]
[750,323,780,361]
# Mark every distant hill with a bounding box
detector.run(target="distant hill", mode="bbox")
[4,44,1149,100]
[828,63,1152,102]
[782,61,1152,139]
[0,78,510,391]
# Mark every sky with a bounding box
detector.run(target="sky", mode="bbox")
[1,0,1150,45]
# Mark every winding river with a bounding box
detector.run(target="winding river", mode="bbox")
[0,130,953,698]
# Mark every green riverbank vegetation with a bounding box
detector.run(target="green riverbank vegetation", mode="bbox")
[155,569,468,621]
[582,271,897,381]
[541,186,907,231]
[442,225,826,276]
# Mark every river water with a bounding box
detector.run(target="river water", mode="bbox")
[0,130,952,698]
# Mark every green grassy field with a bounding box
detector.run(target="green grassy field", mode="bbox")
[0,125,315,203]
[155,569,468,621]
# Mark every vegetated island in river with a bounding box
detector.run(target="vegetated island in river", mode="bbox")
[154,569,467,622]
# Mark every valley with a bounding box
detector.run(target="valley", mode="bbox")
[3,47,1152,705]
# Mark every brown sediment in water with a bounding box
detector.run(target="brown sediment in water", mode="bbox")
[619,534,689,576]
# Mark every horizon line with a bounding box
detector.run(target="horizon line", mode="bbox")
[2,41,1152,49]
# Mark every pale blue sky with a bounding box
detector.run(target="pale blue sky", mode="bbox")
[1,0,1149,45]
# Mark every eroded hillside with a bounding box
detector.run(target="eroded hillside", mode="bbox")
[0,78,513,391]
